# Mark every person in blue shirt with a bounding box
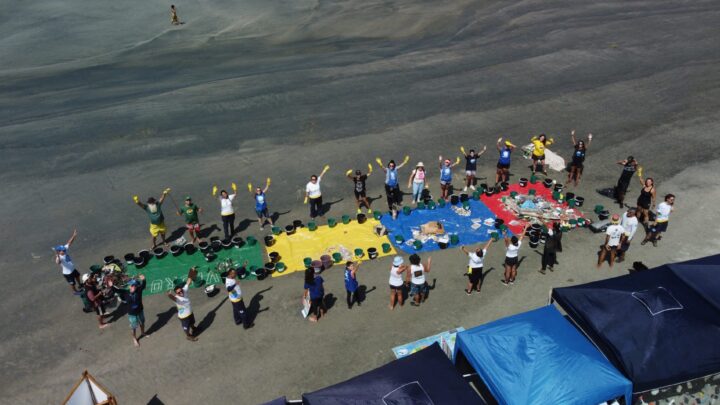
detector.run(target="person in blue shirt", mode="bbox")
[495,137,515,185]
[304,268,326,322]
[460,145,487,192]
[567,130,592,187]
[344,261,360,309]
[438,155,460,201]
[248,178,274,230]
[376,156,409,218]
[126,275,148,347]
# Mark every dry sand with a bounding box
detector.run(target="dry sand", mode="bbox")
[1,0,720,403]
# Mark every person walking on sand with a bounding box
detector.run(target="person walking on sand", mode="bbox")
[303,267,326,322]
[598,214,625,268]
[213,183,237,240]
[614,156,638,209]
[248,178,273,230]
[642,194,675,247]
[567,130,592,187]
[304,165,330,220]
[344,261,360,309]
[167,275,198,341]
[133,189,171,248]
[530,134,554,175]
[406,254,431,306]
[346,165,373,214]
[617,207,639,263]
[54,229,82,294]
[176,196,202,244]
[407,162,426,204]
[170,5,180,25]
[460,145,487,192]
[377,156,409,218]
[635,167,656,227]
[127,276,148,347]
[461,239,493,295]
[496,137,515,185]
[539,221,562,274]
[501,224,531,285]
[438,155,460,200]
[226,269,253,329]
[388,256,408,310]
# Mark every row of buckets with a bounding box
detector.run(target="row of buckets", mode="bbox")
[116,236,258,268]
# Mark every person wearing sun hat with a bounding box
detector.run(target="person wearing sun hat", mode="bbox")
[176,196,202,244]
[598,213,625,268]
[495,137,515,184]
[54,229,82,293]
[388,256,408,310]
[407,162,427,204]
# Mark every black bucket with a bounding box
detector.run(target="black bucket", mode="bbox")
[269,252,280,263]
[237,267,247,279]
[500,182,509,191]
[264,235,276,247]
[171,245,183,256]
[221,239,233,249]
[566,192,576,201]
[460,193,469,202]
[357,213,367,224]
[519,178,528,187]
[368,247,378,259]
[531,223,542,234]
[450,195,460,205]
[185,243,197,255]
[232,236,243,247]
[529,238,539,249]
[598,210,610,221]
[138,250,151,260]
[575,196,585,207]
[264,262,276,273]
[438,241,448,249]
[124,253,135,265]
[255,266,268,280]
[554,183,564,193]
[485,187,495,197]
[198,241,210,253]
[543,179,553,188]
[285,225,296,236]
[133,256,146,268]
[494,218,505,229]
[479,183,488,192]
[293,219,303,229]
[204,252,216,262]
[103,255,115,265]
[153,247,166,259]
[211,240,222,252]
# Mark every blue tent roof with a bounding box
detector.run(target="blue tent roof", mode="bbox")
[303,343,485,404]
[552,254,720,392]
[454,306,632,405]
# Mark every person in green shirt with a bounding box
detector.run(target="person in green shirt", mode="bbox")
[176,196,203,243]
[133,188,170,248]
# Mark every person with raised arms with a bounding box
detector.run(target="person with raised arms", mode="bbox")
[304,165,330,220]
[405,254,432,306]
[176,196,202,244]
[53,229,82,294]
[344,261,361,309]
[461,238,493,295]
[376,156,409,218]
[501,223,531,285]
[167,273,198,341]
[567,130,592,187]
[248,178,273,230]
[346,164,373,214]
[133,188,171,248]
[495,137,515,185]
[212,183,237,240]
[126,275,148,347]
[388,256,408,310]
[407,162,426,205]
[460,145,487,192]
[530,134,554,175]
[635,166,656,227]
[225,267,252,329]
[438,155,460,200]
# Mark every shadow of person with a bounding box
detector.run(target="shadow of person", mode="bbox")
[198,224,220,239]
[234,218,255,234]
[167,226,187,243]
[320,198,344,216]
[367,195,383,206]
[323,293,337,311]
[246,286,272,325]
[357,285,376,304]
[106,301,128,324]
[482,267,494,279]
[517,256,527,269]
[271,210,292,225]
[145,307,176,335]
[195,296,228,336]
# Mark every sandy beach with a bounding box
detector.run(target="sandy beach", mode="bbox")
[1,0,720,403]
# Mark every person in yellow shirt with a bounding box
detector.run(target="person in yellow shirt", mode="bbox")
[530,134,554,175]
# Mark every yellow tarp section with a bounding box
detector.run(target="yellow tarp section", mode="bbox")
[271,218,395,277]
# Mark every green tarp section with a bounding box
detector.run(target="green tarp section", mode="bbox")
[126,244,265,295]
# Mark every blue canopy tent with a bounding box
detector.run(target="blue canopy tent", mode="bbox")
[453,306,632,405]
[303,343,485,404]
[552,254,720,393]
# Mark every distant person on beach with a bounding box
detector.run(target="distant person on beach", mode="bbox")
[127,276,148,347]
[496,137,515,185]
[406,254,431,306]
[304,165,329,220]
[344,261,360,309]
[614,156,638,208]
[347,165,372,214]
[438,155,460,200]
[54,229,82,293]
[635,167,656,227]
[530,134,554,175]
[176,196,202,244]
[461,239,493,295]
[226,269,252,329]
[598,214,625,268]
[304,267,326,322]
[170,5,180,25]
[407,162,426,204]
[617,207,638,263]
[501,224,530,285]
[567,130,592,187]
[213,183,237,240]
[388,256,408,310]
[377,157,409,218]
[642,194,675,247]
[167,275,198,341]
[83,273,110,329]
[539,221,562,274]
[248,178,273,230]
[460,145,487,192]
[133,189,170,248]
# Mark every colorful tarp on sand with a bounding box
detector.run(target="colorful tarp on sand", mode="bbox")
[270,218,395,277]
[125,243,265,295]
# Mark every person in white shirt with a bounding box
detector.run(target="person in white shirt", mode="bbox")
[643,194,675,247]
[167,274,198,341]
[502,224,530,285]
[617,208,639,263]
[212,183,238,240]
[304,165,329,219]
[388,256,409,310]
[461,239,493,295]
[225,268,252,329]
[405,254,432,306]
[54,229,81,293]
[598,214,625,268]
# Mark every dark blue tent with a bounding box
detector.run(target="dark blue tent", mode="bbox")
[302,343,485,404]
[259,397,288,405]
[454,306,632,405]
[552,254,720,392]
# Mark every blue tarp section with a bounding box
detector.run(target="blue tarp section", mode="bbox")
[303,343,485,404]
[454,306,632,405]
[380,199,499,253]
[552,254,720,392]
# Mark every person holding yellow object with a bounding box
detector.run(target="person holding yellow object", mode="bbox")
[460,145,487,192]
[213,183,237,240]
[249,178,274,230]
[305,165,329,219]
[377,157,409,218]
[438,155,460,201]
[347,166,372,214]
[133,189,170,248]
[496,138,515,184]
[461,238,493,295]
[530,134,554,175]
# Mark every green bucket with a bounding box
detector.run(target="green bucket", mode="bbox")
[395,235,405,244]
[529,188,536,196]
[342,215,351,224]
[332,252,343,263]
[303,257,312,268]
[510,191,518,198]
[427,200,436,210]
[328,218,337,227]
[552,191,560,201]
[271,226,282,235]
[437,198,446,207]
[499,224,507,232]
[413,240,422,250]
[403,206,412,216]
[462,201,470,209]
[530,175,537,184]
[472,191,480,200]
[276,262,286,273]
[417,202,425,209]
[450,234,459,245]
[569,219,578,227]
[382,243,391,253]
[308,221,317,231]
[491,232,500,241]
[354,248,364,258]
[567,199,576,208]
[246,236,257,246]
[373,210,382,220]
[594,205,604,214]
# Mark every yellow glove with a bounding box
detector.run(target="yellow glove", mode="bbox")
[303,196,308,204]
[367,163,373,173]
[323,164,330,172]
[266,177,271,186]
[212,185,218,196]
[637,166,643,177]
[402,155,409,165]
[345,169,353,176]
[460,146,466,154]
[163,188,171,194]
[247,183,253,192]
[132,195,139,203]
[455,157,461,165]
[375,157,383,167]
[467,266,472,274]
[231,182,237,192]
[549,137,554,143]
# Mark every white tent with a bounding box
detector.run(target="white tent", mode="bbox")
[63,370,117,405]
